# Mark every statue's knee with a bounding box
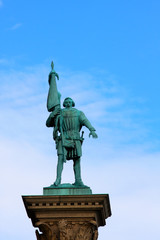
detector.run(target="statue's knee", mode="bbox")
[73,158,81,168]
[58,155,63,161]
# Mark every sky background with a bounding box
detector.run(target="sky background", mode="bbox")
[0,0,160,239]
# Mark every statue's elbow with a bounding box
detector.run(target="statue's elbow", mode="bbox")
[46,118,55,127]
[46,120,50,127]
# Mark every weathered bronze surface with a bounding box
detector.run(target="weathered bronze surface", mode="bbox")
[43,183,92,195]
[46,62,98,187]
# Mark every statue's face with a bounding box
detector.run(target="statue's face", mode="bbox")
[64,99,73,108]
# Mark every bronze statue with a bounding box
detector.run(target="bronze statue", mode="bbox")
[46,62,98,186]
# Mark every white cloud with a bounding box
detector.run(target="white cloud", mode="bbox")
[0,137,160,240]
[10,23,22,30]
[0,65,151,156]
[0,58,8,64]
[0,63,160,240]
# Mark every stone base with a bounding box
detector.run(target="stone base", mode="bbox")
[43,183,92,195]
[22,194,111,240]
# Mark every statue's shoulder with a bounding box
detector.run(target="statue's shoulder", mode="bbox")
[62,108,80,116]
[72,108,82,115]
[72,108,85,115]
[78,110,85,115]
[72,107,79,112]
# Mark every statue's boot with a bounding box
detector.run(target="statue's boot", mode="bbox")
[54,178,61,186]
[73,179,84,186]
[73,158,85,186]
[54,155,63,186]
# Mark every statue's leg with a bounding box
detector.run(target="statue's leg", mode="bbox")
[54,155,64,186]
[73,157,84,186]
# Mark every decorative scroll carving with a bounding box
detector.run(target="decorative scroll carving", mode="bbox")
[35,220,98,240]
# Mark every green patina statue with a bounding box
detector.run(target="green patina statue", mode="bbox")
[46,62,98,187]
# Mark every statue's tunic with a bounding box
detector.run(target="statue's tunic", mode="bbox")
[46,108,95,160]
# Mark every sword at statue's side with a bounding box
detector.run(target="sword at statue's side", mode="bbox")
[47,61,66,163]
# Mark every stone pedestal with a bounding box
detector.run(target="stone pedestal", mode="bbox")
[22,194,111,240]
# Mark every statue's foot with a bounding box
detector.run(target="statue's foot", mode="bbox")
[72,180,84,186]
[54,178,61,186]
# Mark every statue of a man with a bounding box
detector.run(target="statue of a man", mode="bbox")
[46,63,98,186]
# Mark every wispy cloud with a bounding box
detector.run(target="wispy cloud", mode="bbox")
[0,63,156,151]
[0,58,9,64]
[10,23,22,30]
[0,0,3,8]
[0,62,160,240]
[0,137,160,240]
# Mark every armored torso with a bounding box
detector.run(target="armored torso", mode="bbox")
[61,108,81,140]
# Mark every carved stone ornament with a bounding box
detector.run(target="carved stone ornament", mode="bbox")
[35,220,98,240]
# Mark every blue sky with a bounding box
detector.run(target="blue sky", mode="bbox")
[0,1,160,240]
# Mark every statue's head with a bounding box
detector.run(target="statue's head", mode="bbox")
[63,97,75,108]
